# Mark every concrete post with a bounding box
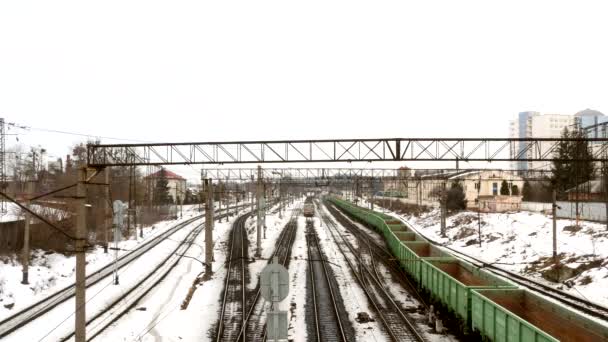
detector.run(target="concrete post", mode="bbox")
[205,178,213,274]
[218,181,222,223]
[103,168,110,253]
[263,183,267,236]
[552,189,557,262]
[21,181,34,284]
[370,178,374,210]
[440,182,447,238]
[278,180,282,219]
[75,168,87,342]
[256,166,262,257]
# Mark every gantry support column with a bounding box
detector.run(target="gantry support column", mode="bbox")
[205,178,214,274]
[21,181,34,284]
[75,168,87,342]
[256,166,262,257]
[104,168,110,253]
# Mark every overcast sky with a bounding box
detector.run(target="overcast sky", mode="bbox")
[1,1,607,181]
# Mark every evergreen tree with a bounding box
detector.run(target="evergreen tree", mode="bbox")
[446,181,466,212]
[551,124,595,195]
[500,180,510,195]
[154,168,172,205]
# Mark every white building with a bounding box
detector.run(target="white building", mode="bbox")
[397,170,524,212]
[509,109,606,171]
[509,111,574,171]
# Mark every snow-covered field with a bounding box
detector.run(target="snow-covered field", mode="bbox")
[372,201,608,308]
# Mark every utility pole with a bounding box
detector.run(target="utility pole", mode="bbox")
[278,179,282,219]
[103,168,110,253]
[370,178,374,210]
[127,165,133,236]
[218,181,223,223]
[552,189,558,263]
[263,182,267,237]
[204,178,213,274]
[440,181,447,238]
[133,166,139,237]
[21,181,34,284]
[0,118,6,214]
[75,167,87,342]
[477,174,482,248]
[256,166,262,257]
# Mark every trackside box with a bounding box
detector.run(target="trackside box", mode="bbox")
[472,289,608,342]
[420,258,516,326]
[398,241,452,280]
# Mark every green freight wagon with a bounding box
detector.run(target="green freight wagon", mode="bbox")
[397,241,452,281]
[420,258,516,327]
[472,289,608,342]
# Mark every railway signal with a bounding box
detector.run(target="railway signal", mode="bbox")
[260,256,289,342]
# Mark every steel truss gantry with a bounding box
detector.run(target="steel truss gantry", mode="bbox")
[202,168,554,183]
[87,137,608,167]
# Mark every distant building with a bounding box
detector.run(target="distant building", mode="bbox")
[576,108,608,137]
[144,169,187,203]
[509,111,574,171]
[509,109,606,171]
[402,170,524,212]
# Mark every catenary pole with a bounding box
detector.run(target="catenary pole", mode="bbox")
[21,181,34,284]
[75,168,87,342]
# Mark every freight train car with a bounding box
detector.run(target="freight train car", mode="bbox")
[326,197,608,342]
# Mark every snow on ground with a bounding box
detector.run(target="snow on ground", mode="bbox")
[320,203,456,342]
[95,207,251,341]
[2,204,213,342]
[97,200,299,341]
[287,213,308,342]
[246,201,299,290]
[373,200,608,308]
[314,207,386,341]
[0,204,204,321]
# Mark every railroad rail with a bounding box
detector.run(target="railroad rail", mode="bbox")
[318,201,425,342]
[241,206,301,342]
[0,204,248,339]
[305,219,348,342]
[0,205,246,340]
[215,213,250,342]
[60,209,237,341]
[324,202,428,312]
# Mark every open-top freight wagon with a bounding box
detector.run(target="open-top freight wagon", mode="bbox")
[326,196,608,342]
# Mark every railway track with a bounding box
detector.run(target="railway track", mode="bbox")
[240,206,301,342]
[324,202,429,312]
[305,219,348,342]
[215,213,250,342]
[318,201,425,342]
[0,204,247,340]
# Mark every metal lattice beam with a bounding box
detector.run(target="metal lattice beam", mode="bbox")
[87,138,608,167]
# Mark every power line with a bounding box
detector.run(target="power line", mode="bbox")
[7,121,153,143]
